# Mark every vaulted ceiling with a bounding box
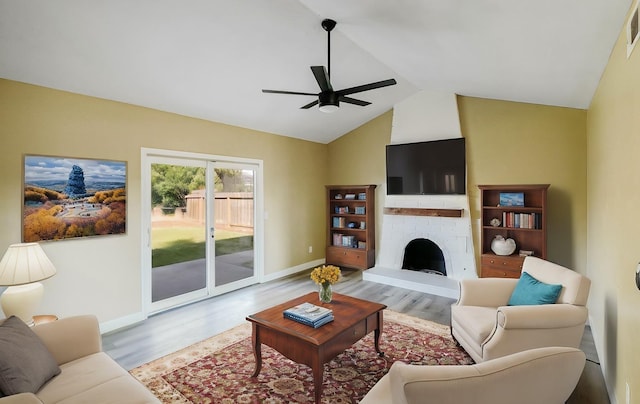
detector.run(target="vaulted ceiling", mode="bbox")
[0,1,633,143]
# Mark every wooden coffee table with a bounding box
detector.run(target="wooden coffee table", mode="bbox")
[246,292,386,403]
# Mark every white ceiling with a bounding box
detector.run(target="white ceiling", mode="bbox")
[0,1,632,143]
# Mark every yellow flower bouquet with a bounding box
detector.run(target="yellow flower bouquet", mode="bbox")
[310,265,341,303]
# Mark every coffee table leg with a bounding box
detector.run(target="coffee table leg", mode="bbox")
[251,324,262,377]
[374,311,384,357]
[312,363,323,404]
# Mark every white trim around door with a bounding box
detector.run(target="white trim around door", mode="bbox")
[141,147,264,317]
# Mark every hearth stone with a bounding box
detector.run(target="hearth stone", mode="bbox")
[363,267,459,299]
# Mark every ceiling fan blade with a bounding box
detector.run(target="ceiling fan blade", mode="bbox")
[336,78,397,96]
[311,66,333,92]
[301,100,319,109]
[262,89,318,96]
[339,96,371,107]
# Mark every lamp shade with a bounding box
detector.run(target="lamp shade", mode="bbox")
[0,243,57,286]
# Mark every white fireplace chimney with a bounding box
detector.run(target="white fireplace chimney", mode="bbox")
[363,91,477,299]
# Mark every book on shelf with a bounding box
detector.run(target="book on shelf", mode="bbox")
[355,206,365,214]
[342,235,356,247]
[501,212,541,229]
[283,302,334,328]
[332,233,343,246]
[332,217,346,228]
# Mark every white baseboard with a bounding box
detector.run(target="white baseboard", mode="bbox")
[100,311,147,334]
[261,258,325,283]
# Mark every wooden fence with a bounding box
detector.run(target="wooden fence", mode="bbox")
[185,191,253,230]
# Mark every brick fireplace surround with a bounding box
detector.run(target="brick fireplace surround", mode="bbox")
[363,195,477,299]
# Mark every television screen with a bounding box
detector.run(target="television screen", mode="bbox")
[386,138,466,195]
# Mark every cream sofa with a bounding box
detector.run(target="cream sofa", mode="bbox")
[451,256,591,363]
[360,346,586,404]
[0,315,159,404]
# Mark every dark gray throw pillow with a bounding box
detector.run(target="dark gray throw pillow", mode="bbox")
[0,316,61,396]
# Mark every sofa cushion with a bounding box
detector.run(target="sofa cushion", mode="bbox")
[508,271,562,306]
[36,351,160,404]
[450,305,497,346]
[0,316,61,396]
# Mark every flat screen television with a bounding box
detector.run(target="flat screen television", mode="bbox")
[386,138,466,195]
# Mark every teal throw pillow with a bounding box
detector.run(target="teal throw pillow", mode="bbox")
[508,271,563,306]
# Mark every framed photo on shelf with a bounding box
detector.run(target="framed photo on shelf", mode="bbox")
[499,192,524,207]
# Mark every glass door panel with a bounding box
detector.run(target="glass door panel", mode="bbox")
[150,160,208,304]
[211,164,255,287]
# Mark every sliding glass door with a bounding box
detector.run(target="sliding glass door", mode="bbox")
[142,149,262,314]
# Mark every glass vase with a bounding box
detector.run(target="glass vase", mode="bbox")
[319,282,333,303]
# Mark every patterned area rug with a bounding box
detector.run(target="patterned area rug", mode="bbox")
[131,310,473,403]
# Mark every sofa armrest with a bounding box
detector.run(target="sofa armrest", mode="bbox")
[30,315,102,366]
[456,278,518,307]
[388,347,585,404]
[0,393,42,404]
[497,304,588,329]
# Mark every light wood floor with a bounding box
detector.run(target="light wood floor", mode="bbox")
[103,269,609,403]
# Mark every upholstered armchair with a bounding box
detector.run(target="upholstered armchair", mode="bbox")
[451,256,591,363]
[360,346,586,404]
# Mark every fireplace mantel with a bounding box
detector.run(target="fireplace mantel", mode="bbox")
[383,207,463,218]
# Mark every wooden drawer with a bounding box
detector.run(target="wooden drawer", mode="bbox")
[481,255,524,278]
[326,247,367,269]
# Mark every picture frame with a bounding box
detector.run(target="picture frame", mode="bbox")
[23,154,127,242]
[499,192,524,207]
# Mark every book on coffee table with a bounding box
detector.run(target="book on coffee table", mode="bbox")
[283,302,334,328]
[284,312,334,328]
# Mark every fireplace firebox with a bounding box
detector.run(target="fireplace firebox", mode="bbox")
[402,238,446,276]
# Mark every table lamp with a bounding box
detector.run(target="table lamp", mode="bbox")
[0,243,57,325]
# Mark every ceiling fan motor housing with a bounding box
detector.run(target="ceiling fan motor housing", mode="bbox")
[319,91,339,108]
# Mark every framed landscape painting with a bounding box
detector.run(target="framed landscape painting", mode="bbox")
[23,155,127,242]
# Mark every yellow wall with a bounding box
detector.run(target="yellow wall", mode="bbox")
[457,97,588,272]
[327,110,393,251]
[0,79,328,326]
[587,2,640,400]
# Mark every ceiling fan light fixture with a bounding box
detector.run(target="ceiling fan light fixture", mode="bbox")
[319,103,339,113]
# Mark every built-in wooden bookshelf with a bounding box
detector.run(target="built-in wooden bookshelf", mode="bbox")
[478,184,549,278]
[325,185,376,270]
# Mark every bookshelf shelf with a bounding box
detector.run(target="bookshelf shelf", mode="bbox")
[478,184,549,278]
[326,185,376,270]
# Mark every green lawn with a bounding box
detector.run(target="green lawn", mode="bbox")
[151,227,253,267]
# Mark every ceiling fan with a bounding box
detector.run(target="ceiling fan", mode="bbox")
[262,18,397,113]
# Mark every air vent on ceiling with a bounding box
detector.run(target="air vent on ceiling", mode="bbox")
[627,1,639,58]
